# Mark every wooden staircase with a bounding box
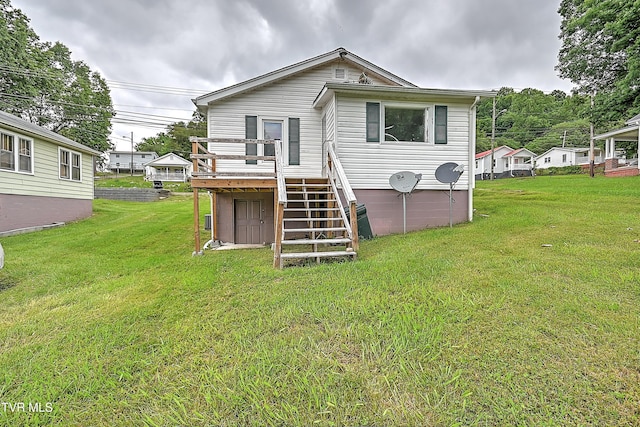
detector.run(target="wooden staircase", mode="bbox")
[276,178,356,267]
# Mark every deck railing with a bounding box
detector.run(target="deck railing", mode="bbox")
[326,142,359,252]
[188,137,284,255]
[273,140,287,268]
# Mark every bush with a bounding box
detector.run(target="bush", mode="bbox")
[535,165,584,176]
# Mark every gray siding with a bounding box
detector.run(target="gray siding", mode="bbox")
[336,94,472,189]
[207,61,393,179]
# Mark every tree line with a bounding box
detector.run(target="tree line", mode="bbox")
[1,0,638,161]
[0,0,114,154]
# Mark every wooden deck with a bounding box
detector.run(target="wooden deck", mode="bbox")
[189,137,358,268]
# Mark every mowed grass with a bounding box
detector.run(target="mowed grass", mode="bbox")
[0,175,639,426]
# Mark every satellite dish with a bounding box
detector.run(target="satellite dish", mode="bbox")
[389,171,422,234]
[0,243,4,269]
[435,162,465,228]
[389,171,422,193]
[435,162,464,184]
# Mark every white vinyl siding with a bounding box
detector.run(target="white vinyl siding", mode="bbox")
[335,94,471,189]
[206,61,394,179]
[0,134,94,200]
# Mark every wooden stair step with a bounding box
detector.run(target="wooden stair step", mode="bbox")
[284,207,341,212]
[282,217,343,222]
[280,250,356,259]
[281,238,352,245]
[287,190,333,196]
[283,227,347,233]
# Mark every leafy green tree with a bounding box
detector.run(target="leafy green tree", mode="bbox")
[475,87,591,154]
[557,0,640,126]
[0,0,114,152]
[136,112,207,158]
[527,119,591,154]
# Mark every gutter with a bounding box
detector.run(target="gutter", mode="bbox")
[468,96,480,222]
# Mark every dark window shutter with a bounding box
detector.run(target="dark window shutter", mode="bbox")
[245,115,257,164]
[366,102,380,142]
[434,105,447,144]
[288,118,300,165]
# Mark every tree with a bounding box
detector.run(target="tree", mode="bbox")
[136,112,207,158]
[0,0,114,152]
[475,87,591,154]
[557,0,640,126]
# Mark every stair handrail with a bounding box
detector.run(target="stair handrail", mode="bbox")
[273,139,286,267]
[326,142,359,251]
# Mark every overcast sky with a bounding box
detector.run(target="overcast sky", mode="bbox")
[11,0,573,150]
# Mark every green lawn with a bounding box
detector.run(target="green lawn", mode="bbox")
[95,174,191,192]
[1,175,639,426]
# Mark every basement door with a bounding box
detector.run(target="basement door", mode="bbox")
[234,199,264,244]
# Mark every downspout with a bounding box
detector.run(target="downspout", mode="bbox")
[468,96,480,222]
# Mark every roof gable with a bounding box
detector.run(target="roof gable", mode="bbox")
[475,145,514,160]
[144,152,190,167]
[625,113,640,125]
[0,110,100,155]
[193,47,417,107]
[504,148,537,157]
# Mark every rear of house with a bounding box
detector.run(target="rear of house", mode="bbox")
[0,111,100,234]
[535,147,603,169]
[190,48,495,266]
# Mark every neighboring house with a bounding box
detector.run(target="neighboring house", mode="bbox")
[144,152,192,182]
[190,47,495,266]
[534,147,604,169]
[475,145,517,180]
[593,114,640,176]
[107,151,158,174]
[502,147,536,177]
[0,110,100,233]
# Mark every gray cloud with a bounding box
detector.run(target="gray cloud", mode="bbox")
[11,0,572,144]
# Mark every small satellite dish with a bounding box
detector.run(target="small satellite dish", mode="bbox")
[435,162,465,228]
[389,171,422,234]
[389,171,422,193]
[0,243,4,269]
[435,162,464,184]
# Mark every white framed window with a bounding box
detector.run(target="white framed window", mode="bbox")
[0,131,34,174]
[18,138,33,173]
[366,102,447,144]
[1,132,15,171]
[59,148,82,181]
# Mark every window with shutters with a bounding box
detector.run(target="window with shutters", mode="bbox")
[366,102,447,144]
[244,116,300,165]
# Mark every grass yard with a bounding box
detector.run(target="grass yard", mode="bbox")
[95,174,191,192]
[0,175,639,426]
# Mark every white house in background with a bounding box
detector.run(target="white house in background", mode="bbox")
[107,151,158,174]
[593,113,640,176]
[475,145,528,179]
[144,152,192,182]
[502,147,536,177]
[0,110,100,234]
[534,147,603,169]
[190,47,495,266]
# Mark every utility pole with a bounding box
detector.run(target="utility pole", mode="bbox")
[589,93,595,178]
[130,131,134,176]
[491,97,496,180]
